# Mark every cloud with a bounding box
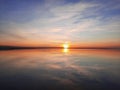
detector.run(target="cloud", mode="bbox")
[0,0,120,46]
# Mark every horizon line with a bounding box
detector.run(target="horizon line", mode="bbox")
[0,45,120,50]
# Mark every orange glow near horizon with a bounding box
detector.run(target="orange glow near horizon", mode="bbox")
[0,41,120,48]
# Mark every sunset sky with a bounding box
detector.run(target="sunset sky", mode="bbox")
[0,0,120,47]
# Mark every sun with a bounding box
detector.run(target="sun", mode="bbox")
[63,43,69,49]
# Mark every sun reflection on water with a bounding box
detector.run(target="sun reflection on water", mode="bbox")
[63,48,69,54]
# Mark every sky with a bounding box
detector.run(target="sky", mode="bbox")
[0,0,120,47]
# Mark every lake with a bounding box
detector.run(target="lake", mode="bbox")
[0,49,120,90]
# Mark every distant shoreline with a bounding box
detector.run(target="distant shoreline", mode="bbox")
[0,46,120,50]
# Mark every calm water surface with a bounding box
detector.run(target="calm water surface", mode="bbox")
[0,49,120,90]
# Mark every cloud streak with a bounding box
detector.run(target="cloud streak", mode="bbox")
[0,0,120,46]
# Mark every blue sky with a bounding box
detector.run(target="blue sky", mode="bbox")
[0,0,120,47]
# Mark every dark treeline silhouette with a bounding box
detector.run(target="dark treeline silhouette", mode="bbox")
[0,45,120,50]
[0,46,62,50]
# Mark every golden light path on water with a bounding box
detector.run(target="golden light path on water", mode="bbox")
[63,48,69,53]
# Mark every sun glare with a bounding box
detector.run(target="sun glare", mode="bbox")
[63,43,69,49]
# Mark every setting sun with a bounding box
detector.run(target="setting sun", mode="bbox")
[63,43,69,49]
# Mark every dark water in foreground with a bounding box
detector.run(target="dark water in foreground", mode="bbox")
[0,49,120,90]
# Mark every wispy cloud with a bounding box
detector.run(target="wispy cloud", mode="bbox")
[0,0,120,46]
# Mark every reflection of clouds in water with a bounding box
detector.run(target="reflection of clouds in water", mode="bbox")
[0,49,120,89]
